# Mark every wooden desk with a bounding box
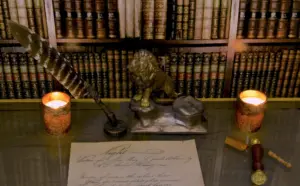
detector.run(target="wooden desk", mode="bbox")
[0,99,299,186]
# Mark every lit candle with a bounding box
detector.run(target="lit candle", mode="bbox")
[236,90,267,133]
[42,92,71,135]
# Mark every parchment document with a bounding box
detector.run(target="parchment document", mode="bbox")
[67,140,205,186]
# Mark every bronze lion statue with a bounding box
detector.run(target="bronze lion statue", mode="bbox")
[128,50,178,107]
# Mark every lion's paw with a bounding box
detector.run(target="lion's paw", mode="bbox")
[141,98,150,107]
[133,94,142,101]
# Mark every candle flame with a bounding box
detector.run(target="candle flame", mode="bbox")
[46,100,67,109]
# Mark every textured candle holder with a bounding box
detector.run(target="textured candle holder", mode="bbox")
[42,92,71,135]
[236,90,267,133]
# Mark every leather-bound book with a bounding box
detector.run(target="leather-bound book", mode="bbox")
[94,53,102,97]
[83,53,92,85]
[249,52,258,89]
[231,53,240,98]
[237,52,247,93]
[185,53,194,96]
[194,0,204,39]
[40,0,48,38]
[107,0,119,38]
[182,0,189,39]
[126,0,134,38]
[10,53,22,98]
[254,52,264,90]
[142,0,155,39]
[25,0,36,36]
[53,0,62,38]
[64,0,75,38]
[27,54,39,98]
[127,50,134,98]
[16,0,28,27]
[135,0,142,38]
[270,51,282,97]
[74,0,84,38]
[276,0,292,38]
[84,0,95,38]
[265,52,275,96]
[288,50,300,97]
[247,0,260,38]
[202,0,213,39]
[175,0,183,39]
[259,51,270,92]
[2,0,12,38]
[237,0,247,39]
[167,0,177,39]
[36,59,47,96]
[77,53,85,80]
[0,0,6,39]
[209,52,219,97]
[281,50,295,97]
[211,0,220,39]
[267,0,280,38]
[154,0,168,39]
[18,53,31,98]
[33,0,45,37]
[219,0,228,39]
[107,50,115,98]
[96,0,106,39]
[3,53,15,98]
[257,0,269,38]
[121,50,127,98]
[201,53,211,97]
[89,53,97,93]
[288,0,300,38]
[114,50,121,98]
[244,52,253,89]
[193,53,203,97]
[101,52,109,98]
[0,53,7,98]
[275,49,289,97]
[7,0,19,23]
[170,52,179,92]
[293,51,300,97]
[216,52,226,98]
[188,0,195,39]
[117,0,125,38]
[178,53,186,94]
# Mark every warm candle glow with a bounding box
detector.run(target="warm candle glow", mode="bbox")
[45,100,67,109]
[242,97,265,106]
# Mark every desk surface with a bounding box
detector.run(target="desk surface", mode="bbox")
[0,99,299,186]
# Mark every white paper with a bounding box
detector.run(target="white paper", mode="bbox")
[67,140,205,186]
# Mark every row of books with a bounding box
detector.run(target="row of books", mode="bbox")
[0,52,53,99]
[61,50,227,98]
[53,0,230,40]
[0,0,48,39]
[237,0,300,39]
[231,49,300,98]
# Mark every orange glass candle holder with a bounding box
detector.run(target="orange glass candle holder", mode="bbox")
[236,90,267,133]
[42,92,71,135]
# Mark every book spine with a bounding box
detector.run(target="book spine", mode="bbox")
[114,50,122,98]
[254,52,264,90]
[244,52,253,90]
[45,72,53,92]
[217,52,226,98]
[74,0,84,38]
[0,0,5,39]
[182,0,189,39]
[237,53,247,94]
[175,0,183,39]
[135,0,142,38]
[142,0,154,39]
[288,0,300,38]
[154,0,168,39]
[107,50,115,98]
[40,0,48,38]
[237,0,247,39]
[96,0,107,39]
[8,0,19,23]
[170,52,179,92]
[193,53,202,97]
[186,53,193,96]
[83,53,92,85]
[121,50,128,98]
[128,50,134,97]
[84,0,95,39]
[33,0,45,37]
[70,53,80,73]
[267,0,280,39]
[249,52,258,89]
[53,0,62,38]
[25,0,36,36]
[209,52,219,97]
[294,70,300,97]
[78,53,86,81]
[194,0,204,39]
[94,53,102,97]
[288,50,300,97]
[275,49,289,97]
[219,0,228,39]
[27,55,39,98]
[265,52,275,96]
[201,53,210,98]
[0,53,7,98]
[18,53,31,98]
[202,0,213,39]
[3,53,15,98]
[101,51,109,98]
[2,0,12,39]
[167,0,177,39]
[89,53,97,94]
[108,0,119,38]
[211,0,220,39]
[165,54,170,76]
[257,0,269,38]
[64,0,74,38]
[259,51,270,92]
[188,0,195,39]
[16,0,28,27]
[36,61,47,97]
[282,49,295,97]
[126,0,135,38]
[270,51,282,97]
[10,53,22,98]
[276,0,291,38]
[247,0,260,38]
[178,53,186,94]
[231,53,240,98]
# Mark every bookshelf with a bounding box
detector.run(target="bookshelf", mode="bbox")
[1,0,300,99]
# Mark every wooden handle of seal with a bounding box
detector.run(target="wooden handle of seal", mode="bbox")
[252,143,264,171]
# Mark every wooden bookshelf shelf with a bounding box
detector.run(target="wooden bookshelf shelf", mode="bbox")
[239,39,300,44]
[56,39,228,45]
[0,40,20,44]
